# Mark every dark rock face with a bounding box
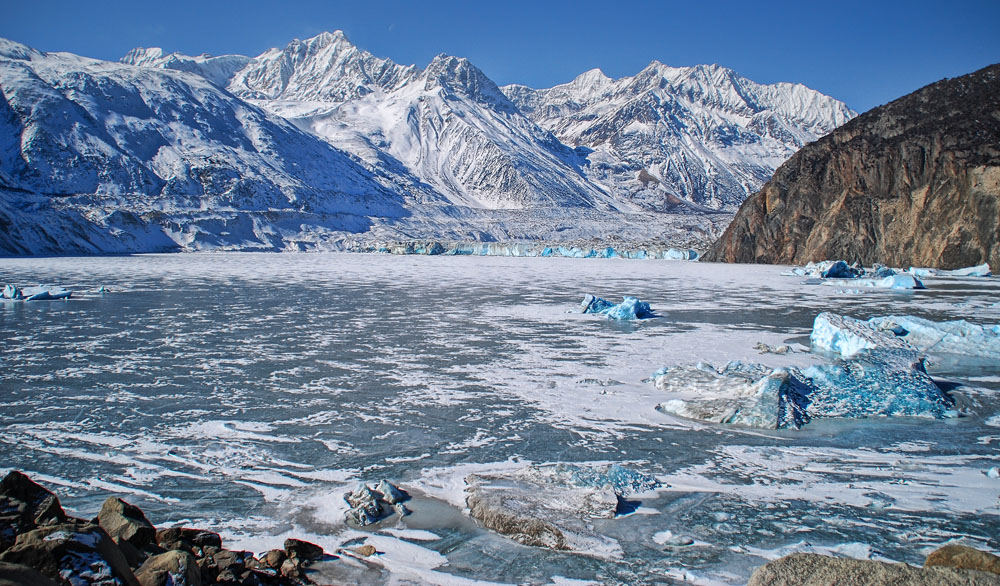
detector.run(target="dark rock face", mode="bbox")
[704,64,1000,270]
[0,522,141,586]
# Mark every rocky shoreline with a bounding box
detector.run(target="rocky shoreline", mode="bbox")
[3,469,1000,585]
[0,471,371,586]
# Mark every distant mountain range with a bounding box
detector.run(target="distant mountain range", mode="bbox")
[0,31,855,254]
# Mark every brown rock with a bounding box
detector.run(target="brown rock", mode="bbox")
[704,63,1000,271]
[283,537,323,561]
[212,549,244,573]
[0,522,140,586]
[154,527,222,554]
[262,548,286,569]
[99,497,156,548]
[0,561,63,586]
[279,556,302,579]
[352,545,377,557]
[134,550,201,586]
[749,552,1000,585]
[926,544,1000,575]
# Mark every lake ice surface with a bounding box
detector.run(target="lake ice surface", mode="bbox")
[1,253,998,584]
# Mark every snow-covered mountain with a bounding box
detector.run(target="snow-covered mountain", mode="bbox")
[227,31,418,103]
[226,32,617,211]
[0,31,855,255]
[120,46,251,88]
[0,37,411,253]
[504,62,857,210]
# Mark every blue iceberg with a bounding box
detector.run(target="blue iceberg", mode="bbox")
[868,315,1000,360]
[2,284,72,301]
[581,294,653,320]
[654,312,955,429]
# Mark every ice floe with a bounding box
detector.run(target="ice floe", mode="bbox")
[910,263,992,278]
[1,284,72,300]
[868,315,1000,360]
[344,480,410,526]
[653,312,956,429]
[580,294,653,320]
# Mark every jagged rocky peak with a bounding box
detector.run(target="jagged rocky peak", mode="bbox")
[703,63,1000,270]
[228,30,418,102]
[421,53,515,109]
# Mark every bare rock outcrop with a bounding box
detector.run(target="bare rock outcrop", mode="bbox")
[704,63,1000,270]
[749,552,1000,585]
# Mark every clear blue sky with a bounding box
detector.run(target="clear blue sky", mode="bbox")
[5,0,998,113]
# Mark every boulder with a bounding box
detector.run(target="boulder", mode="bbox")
[0,522,140,586]
[748,552,1000,585]
[283,538,323,562]
[0,471,66,529]
[925,545,1000,575]
[261,548,285,569]
[279,557,302,580]
[155,527,221,554]
[134,550,201,586]
[0,561,63,586]
[99,498,156,548]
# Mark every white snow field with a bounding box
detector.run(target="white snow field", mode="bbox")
[1,254,998,584]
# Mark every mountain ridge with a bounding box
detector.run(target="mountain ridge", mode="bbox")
[702,63,1000,269]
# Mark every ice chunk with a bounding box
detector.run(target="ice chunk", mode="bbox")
[581,295,653,320]
[2,284,22,299]
[868,315,1000,359]
[875,274,924,289]
[908,267,938,278]
[664,248,699,260]
[801,348,952,419]
[868,264,897,279]
[464,463,653,555]
[654,362,809,429]
[943,263,991,277]
[810,312,915,358]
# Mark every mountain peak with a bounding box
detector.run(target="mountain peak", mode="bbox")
[228,30,416,102]
[423,54,511,108]
[121,46,165,66]
[0,38,43,61]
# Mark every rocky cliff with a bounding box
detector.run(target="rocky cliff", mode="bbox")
[704,64,1000,269]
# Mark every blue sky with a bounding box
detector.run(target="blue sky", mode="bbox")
[5,0,998,113]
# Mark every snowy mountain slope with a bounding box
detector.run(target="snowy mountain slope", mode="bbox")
[503,62,857,210]
[0,37,419,253]
[217,32,620,210]
[273,52,621,210]
[120,47,251,88]
[0,37,403,214]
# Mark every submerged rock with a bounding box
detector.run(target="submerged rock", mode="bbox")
[581,295,653,320]
[749,552,1000,585]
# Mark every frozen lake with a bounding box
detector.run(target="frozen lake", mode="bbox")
[1,253,998,584]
